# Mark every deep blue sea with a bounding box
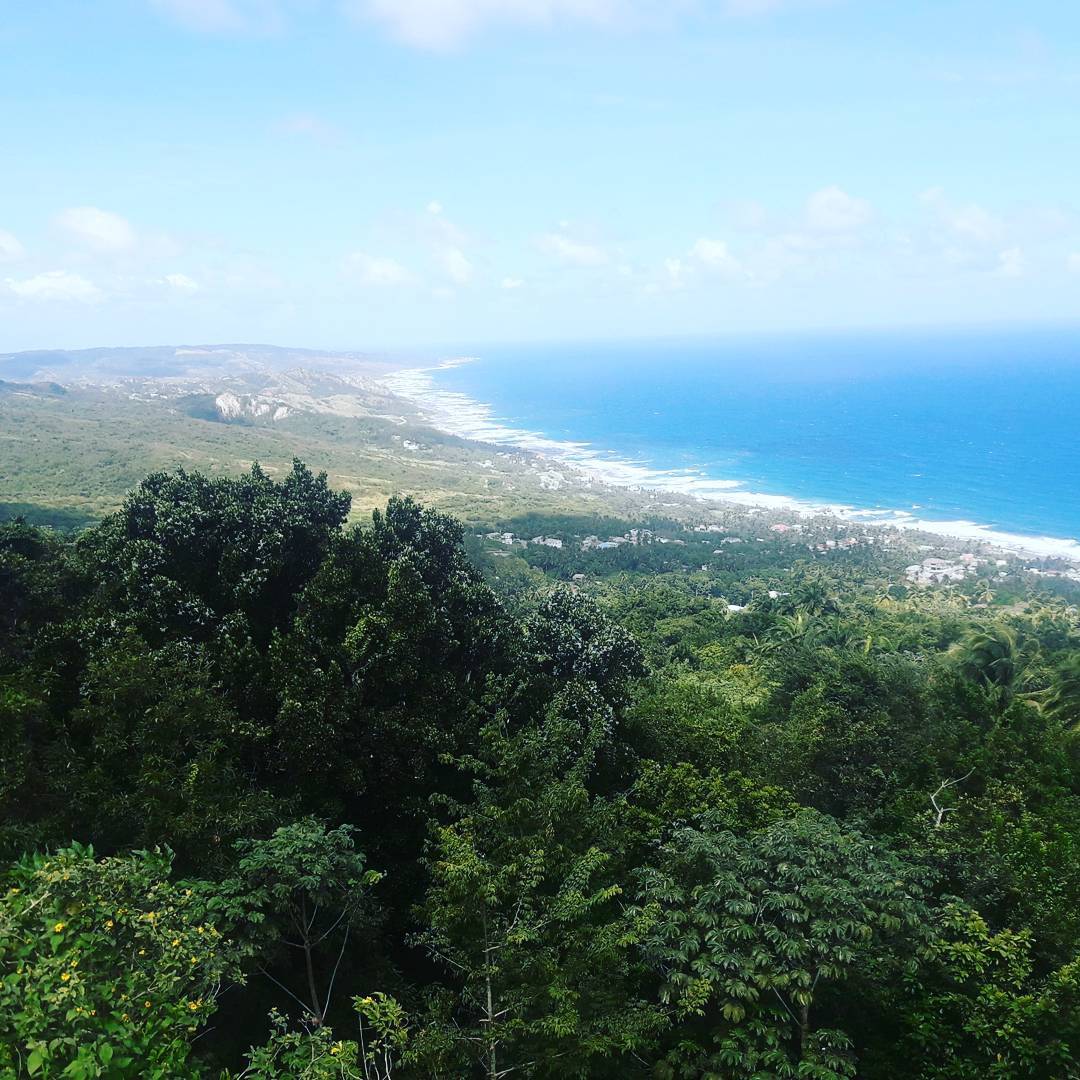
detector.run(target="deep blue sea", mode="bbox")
[403,326,1080,550]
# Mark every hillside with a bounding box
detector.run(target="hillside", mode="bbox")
[0,345,687,528]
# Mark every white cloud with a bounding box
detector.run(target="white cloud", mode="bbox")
[915,188,1061,278]
[4,271,103,303]
[920,187,1001,244]
[501,276,524,289]
[55,207,138,253]
[151,0,244,30]
[663,257,685,287]
[275,111,343,143]
[347,0,623,50]
[421,208,469,250]
[723,0,783,12]
[162,272,201,292]
[996,247,1025,278]
[0,229,24,262]
[438,246,474,284]
[690,237,743,276]
[805,185,872,233]
[155,0,817,46]
[344,252,413,286]
[724,0,838,15]
[539,231,609,266]
[150,0,290,32]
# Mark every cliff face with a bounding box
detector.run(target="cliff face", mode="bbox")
[212,392,290,423]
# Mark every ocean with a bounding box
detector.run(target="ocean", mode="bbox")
[386,326,1080,558]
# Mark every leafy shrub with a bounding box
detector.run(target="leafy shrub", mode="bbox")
[0,843,244,1079]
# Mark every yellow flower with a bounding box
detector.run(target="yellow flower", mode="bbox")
[60,972,71,982]
[8,887,18,894]
[144,1001,152,1009]
[53,922,65,933]
[187,1000,200,1011]
[330,1046,341,1056]
[122,1014,130,1022]
[197,926,205,935]
[171,938,181,947]
[105,919,114,929]
[138,949,146,956]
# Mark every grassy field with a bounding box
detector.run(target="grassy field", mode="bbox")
[0,379,693,529]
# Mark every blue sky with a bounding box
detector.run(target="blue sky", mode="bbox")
[2,0,1080,351]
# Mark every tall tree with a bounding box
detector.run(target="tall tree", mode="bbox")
[638,812,933,1079]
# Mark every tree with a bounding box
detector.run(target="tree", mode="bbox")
[521,589,647,709]
[0,519,81,670]
[0,843,246,1079]
[759,648,933,818]
[892,903,1080,1079]
[77,460,351,650]
[1041,653,1080,731]
[948,625,1028,709]
[221,820,382,1029]
[413,647,659,1078]
[637,812,933,1079]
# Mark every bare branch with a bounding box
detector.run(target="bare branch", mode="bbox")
[322,922,351,1021]
[310,905,349,947]
[930,768,975,827]
[258,966,319,1018]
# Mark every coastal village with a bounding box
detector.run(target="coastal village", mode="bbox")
[477,513,1080,608]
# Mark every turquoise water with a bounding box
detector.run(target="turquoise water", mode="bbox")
[426,326,1080,543]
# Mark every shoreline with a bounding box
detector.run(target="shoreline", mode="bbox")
[383,358,1080,564]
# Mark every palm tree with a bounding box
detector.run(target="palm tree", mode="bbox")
[760,611,821,654]
[949,624,1021,708]
[1041,654,1080,732]
[792,573,840,616]
[873,581,901,610]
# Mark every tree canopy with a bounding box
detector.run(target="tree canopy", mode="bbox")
[3,461,1080,1077]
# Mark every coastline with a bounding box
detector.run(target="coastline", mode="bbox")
[383,358,1080,564]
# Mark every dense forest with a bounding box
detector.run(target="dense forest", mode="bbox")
[4,461,1080,1078]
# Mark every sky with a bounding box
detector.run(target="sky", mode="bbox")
[2,0,1080,352]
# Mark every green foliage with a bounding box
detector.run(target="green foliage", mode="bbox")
[78,459,350,648]
[638,813,933,1079]
[896,903,1080,1079]
[414,646,662,1077]
[355,993,409,1080]
[222,820,382,1026]
[5,461,1080,1077]
[1041,652,1080,730]
[0,843,244,1079]
[227,1010,362,1079]
[523,589,647,706]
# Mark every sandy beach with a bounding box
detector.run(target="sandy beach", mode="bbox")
[383,358,1080,564]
